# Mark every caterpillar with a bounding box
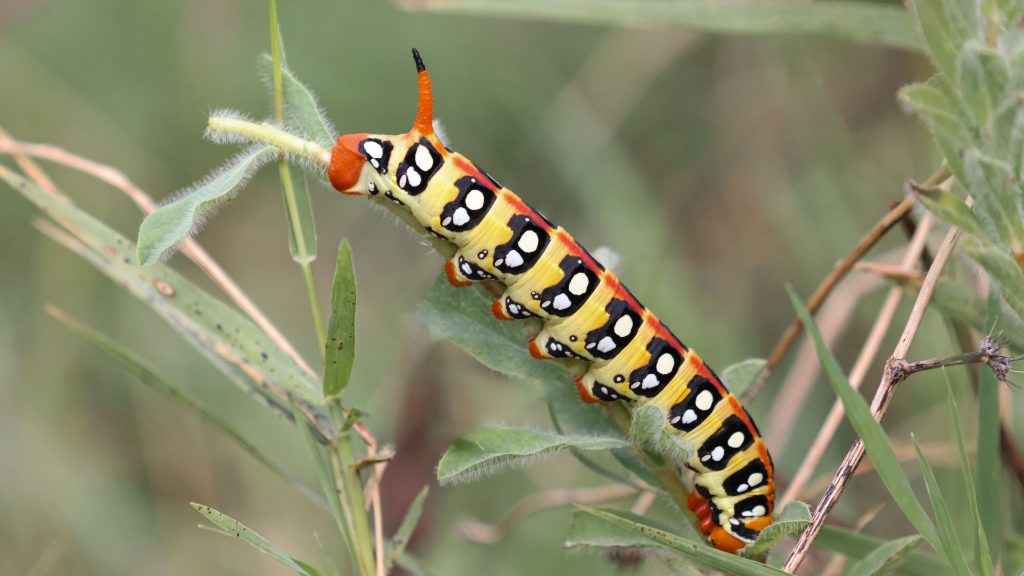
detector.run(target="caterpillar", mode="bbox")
[328,49,775,554]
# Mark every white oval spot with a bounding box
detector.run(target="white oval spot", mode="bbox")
[451,207,470,226]
[737,483,749,493]
[505,250,524,268]
[711,446,725,462]
[518,230,540,253]
[656,353,675,375]
[415,145,433,171]
[728,431,745,448]
[363,140,383,158]
[568,273,589,295]
[750,505,766,517]
[613,315,633,337]
[405,167,422,188]
[695,390,714,411]
[681,409,697,424]
[748,473,763,487]
[641,373,659,389]
[552,294,571,310]
[465,189,485,210]
[596,336,616,353]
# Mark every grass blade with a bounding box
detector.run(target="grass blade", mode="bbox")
[324,240,357,397]
[846,535,924,576]
[436,426,629,485]
[191,503,322,576]
[137,145,276,265]
[784,285,941,551]
[946,374,995,576]
[573,505,788,575]
[385,487,429,573]
[47,306,326,510]
[398,0,920,51]
[912,435,972,574]
[816,526,947,576]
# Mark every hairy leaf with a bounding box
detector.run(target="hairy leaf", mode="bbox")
[743,501,811,558]
[436,426,629,485]
[720,358,766,398]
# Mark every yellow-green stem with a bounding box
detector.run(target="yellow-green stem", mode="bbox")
[332,432,377,576]
[207,116,331,168]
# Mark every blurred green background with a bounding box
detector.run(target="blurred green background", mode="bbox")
[3,1,1018,574]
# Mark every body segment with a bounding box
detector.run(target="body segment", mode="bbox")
[329,49,775,553]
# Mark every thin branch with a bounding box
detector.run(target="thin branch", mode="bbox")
[747,163,950,401]
[778,214,934,508]
[782,211,964,573]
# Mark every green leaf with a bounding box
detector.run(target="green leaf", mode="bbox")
[572,505,789,575]
[784,285,942,552]
[720,358,766,398]
[191,503,322,576]
[419,276,570,386]
[49,307,326,509]
[564,507,681,551]
[324,241,357,397]
[962,150,1022,247]
[817,526,949,576]
[257,54,335,149]
[977,294,1003,565]
[912,435,972,574]
[0,167,329,418]
[914,185,986,239]
[137,146,276,265]
[899,79,971,184]
[958,44,1010,129]
[847,535,925,576]
[962,241,1024,319]
[742,501,811,558]
[910,0,961,80]
[946,375,995,576]
[436,425,629,485]
[385,487,429,573]
[400,0,920,52]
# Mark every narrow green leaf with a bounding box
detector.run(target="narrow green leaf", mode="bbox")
[899,79,971,184]
[945,375,995,576]
[401,0,920,52]
[784,285,942,552]
[137,146,276,265]
[962,242,1024,319]
[385,487,429,573]
[817,526,948,576]
[958,44,1010,129]
[977,293,1002,564]
[419,276,569,386]
[573,505,789,576]
[191,502,322,576]
[720,358,766,399]
[324,241,357,397]
[564,507,681,551]
[258,54,335,149]
[436,425,629,485]
[742,501,811,558]
[914,185,986,239]
[1,168,329,417]
[909,0,961,80]
[49,307,326,510]
[847,535,925,576]
[962,150,1021,248]
[912,435,972,574]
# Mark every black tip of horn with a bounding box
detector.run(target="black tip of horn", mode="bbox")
[412,48,426,72]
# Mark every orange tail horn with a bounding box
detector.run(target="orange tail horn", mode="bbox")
[411,48,434,135]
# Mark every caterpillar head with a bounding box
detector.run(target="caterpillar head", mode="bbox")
[329,48,446,194]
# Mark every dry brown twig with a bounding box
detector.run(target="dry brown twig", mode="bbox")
[747,164,951,402]
[778,213,935,508]
[781,205,965,573]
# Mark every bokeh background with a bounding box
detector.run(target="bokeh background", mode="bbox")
[2,1,1016,575]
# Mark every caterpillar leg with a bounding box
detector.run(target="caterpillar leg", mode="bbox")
[444,252,495,287]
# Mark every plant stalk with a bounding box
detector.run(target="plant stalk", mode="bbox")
[207,116,331,168]
[332,431,377,576]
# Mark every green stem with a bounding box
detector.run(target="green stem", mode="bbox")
[332,430,377,576]
[301,259,327,353]
[208,116,331,168]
